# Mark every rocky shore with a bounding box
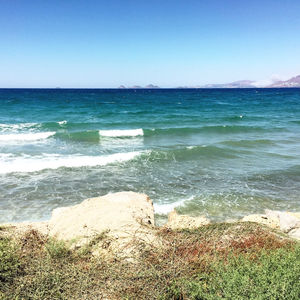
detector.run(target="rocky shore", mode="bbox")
[2,192,300,299]
[2,192,300,258]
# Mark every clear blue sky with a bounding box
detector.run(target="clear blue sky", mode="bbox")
[1,0,300,87]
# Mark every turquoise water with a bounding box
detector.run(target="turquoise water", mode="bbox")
[0,88,300,223]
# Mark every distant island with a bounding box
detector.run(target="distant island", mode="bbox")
[119,75,300,89]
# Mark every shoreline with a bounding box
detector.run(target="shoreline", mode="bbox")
[2,192,300,246]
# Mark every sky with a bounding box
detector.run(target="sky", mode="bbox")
[1,0,300,88]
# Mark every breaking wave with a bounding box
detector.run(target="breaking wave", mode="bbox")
[0,132,55,142]
[0,151,141,174]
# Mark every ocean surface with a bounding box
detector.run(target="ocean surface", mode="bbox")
[0,88,300,224]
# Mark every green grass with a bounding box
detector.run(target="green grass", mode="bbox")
[165,247,300,299]
[45,239,71,259]
[0,223,299,299]
[0,237,20,283]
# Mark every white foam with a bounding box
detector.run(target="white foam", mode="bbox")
[0,151,141,174]
[154,198,187,215]
[0,123,38,132]
[58,120,67,125]
[0,132,55,142]
[153,195,196,215]
[99,129,144,137]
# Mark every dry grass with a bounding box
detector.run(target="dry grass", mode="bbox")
[0,222,299,299]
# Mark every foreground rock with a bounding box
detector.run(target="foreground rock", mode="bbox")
[242,210,300,240]
[49,192,154,239]
[165,210,210,229]
[50,192,157,257]
[4,192,158,259]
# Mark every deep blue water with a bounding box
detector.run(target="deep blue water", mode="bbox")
[0,88,300,223]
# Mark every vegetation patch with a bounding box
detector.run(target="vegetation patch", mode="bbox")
[0,237,20,283]
[0,223,299,299]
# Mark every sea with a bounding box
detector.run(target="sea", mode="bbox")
[0,88,300,224]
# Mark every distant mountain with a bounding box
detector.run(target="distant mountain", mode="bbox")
[195,75,300,88]
[267,75,300,88]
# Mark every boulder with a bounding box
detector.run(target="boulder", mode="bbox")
[265,210,300,233]
[2,192,158,259]
[166,210,210,229]
[241,214,279,229]
[242,210,300,240]
[47,192,157,257]
[49,192,154,240]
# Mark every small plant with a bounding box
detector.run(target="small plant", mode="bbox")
[45,238,71,259]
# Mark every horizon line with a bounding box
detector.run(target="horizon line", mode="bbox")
[1,87,300,90]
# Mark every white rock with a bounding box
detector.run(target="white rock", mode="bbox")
[241,214,279,229]
[265,210,300,233]
[279,213,300,233]
[48,192,155,241]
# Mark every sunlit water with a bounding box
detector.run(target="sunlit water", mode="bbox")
[0,88,300,223]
